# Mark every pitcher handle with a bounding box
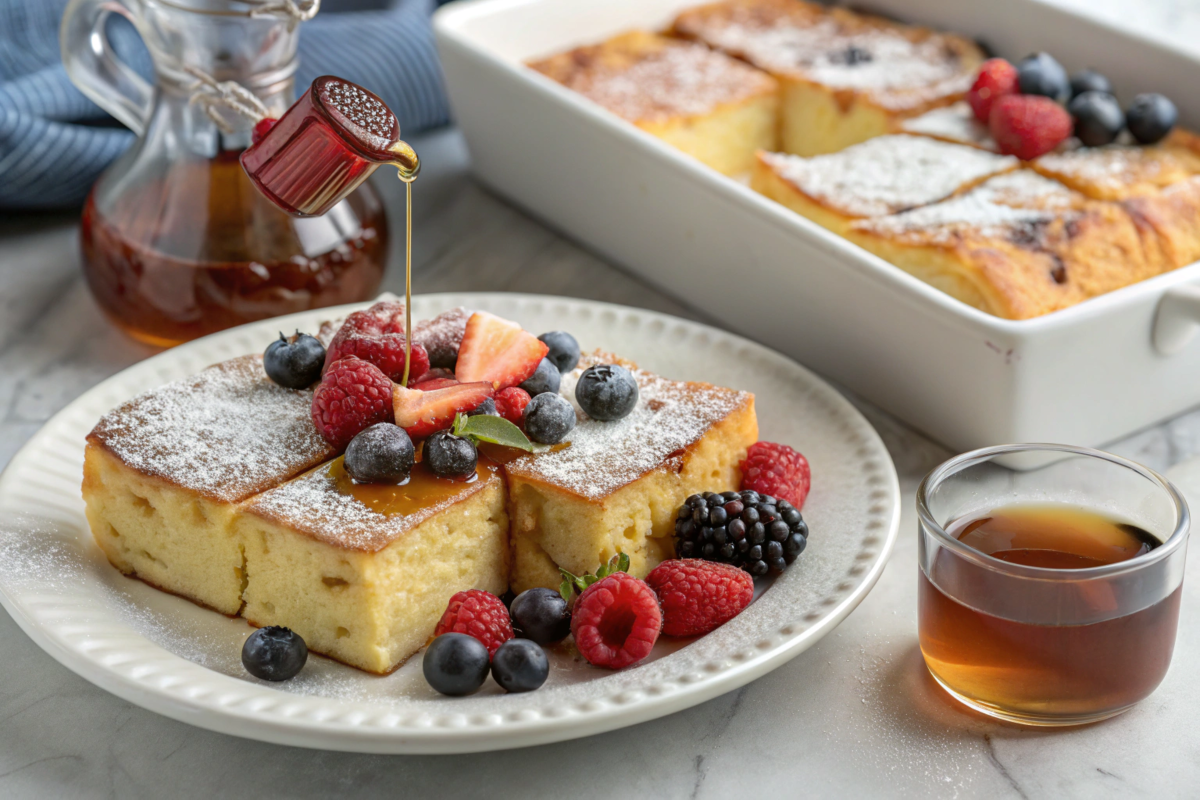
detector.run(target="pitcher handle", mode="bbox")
[60,0,154,136]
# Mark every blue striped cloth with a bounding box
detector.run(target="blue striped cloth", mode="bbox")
[0,0,451,209]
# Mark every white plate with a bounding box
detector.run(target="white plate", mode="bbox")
[0,293,899,754]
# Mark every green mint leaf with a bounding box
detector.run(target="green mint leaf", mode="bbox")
[455,413,534,451]
[451,412,469,437]
[559,575,574,604]
[616,552,630,573]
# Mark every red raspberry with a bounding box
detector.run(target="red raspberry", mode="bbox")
[646,559,754,637]
[251,117,277,145]
[989,95,1073,160]
[967,58,1018,124]
[324,301,430,385]
[571,572,661,669]
[494,387,531,428]
[434,590,514,657]
[311,356,395,450]
[740,441,811,509]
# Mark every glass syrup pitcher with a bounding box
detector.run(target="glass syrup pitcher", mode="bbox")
[62,0,390,347]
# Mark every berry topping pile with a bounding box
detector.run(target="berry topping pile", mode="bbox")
[264,331,326,390]
[538,331,580,373]
[311,355,395,451]
[575,364,639,421]
[674,490,809,577]
[524,392,576,444]
[344,422,414,484]
[324,300,430,386]
[392,380,494,439]
[968,53,1177,158]
[570,571,662,670]
[242,626,308,681]
[646,559,754,637]
[425,429,478,479]
[740,441,811,509]
[495,386,532,428]
[434,589,514,657]
[456,311,548,391]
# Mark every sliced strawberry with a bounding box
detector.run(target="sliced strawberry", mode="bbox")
[412,376,460,392]
[393,381,494,438]
[455,312,549,391]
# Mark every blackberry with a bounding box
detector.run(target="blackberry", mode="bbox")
[673,490,808,577]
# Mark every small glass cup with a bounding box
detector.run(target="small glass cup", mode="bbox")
[916,444,1189,726]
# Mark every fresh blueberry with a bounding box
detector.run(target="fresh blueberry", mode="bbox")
[575,364,639,421]
[469,397,498,417]
[538,331,581,373]
[1126,93,1177,145]
[510,587,570,644]
[344,423,414,484]
[1016,52,1069,102]
[1069,68,1113,99]
[242,626,307,681]
[423,633,490,696]
[425,430,478,478]
[263,332,325,389]
[519,358,561,397]
[1068,91,1124,147]
[491,639,550,693]
[523,392,576,444]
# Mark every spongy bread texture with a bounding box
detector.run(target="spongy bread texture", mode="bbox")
[236,468,509,674]
[506,353,758,592]
[81,355,334,614]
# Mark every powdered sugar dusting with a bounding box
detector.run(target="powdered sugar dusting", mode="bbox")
[1034,145,1197,198]
[534,37,776,124]
[676,6,977,110]
[245,464,499,552]
[853,170,1075,243]
[88,355,334,503]
[900,102,997,151]
[506,355,752,499]
[762,136,1016,217]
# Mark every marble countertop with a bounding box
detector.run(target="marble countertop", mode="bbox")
[5,1,1200,796]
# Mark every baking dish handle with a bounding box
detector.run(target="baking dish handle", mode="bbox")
[1153,284,1200,355]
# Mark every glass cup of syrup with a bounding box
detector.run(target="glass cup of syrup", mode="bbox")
[916,444,1190,726]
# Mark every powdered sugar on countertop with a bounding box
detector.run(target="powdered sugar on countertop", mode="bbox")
[761,135,1016,217]
[505,355,752,500]
[88,355,333,503]
[852,170,1075,242]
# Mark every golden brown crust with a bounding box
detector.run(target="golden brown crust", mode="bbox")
[848,171,1162,319]
[670,0,983,115]
[528,30,777,126]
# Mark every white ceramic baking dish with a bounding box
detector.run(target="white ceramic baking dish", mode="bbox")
[433,0,1200,453]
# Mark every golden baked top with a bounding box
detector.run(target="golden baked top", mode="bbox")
[670,0,983,112]
[86,355,334,503]
[504,353,753,500]
[758,135,1017,217]
[850,171,1159,319]
[1032,137,1200,201]
[243,458,502,552]
[527,30,777,125]
[851,170,1077,244]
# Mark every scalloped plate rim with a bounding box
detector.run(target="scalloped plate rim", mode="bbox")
[0,292,900,754]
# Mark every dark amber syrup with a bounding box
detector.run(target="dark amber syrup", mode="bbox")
[328,456,496,516]
[919,504,1180,716]
[80,152,388,347]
